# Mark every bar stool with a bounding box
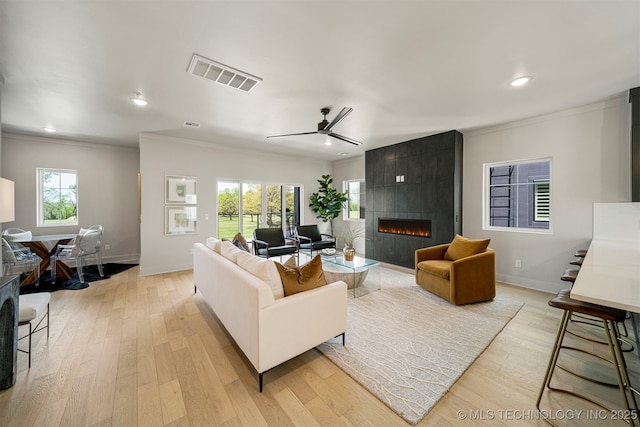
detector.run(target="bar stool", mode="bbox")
[18,292,51,368]
[537,289,638,426]
[569,257,584,266]
[575,249,588,258]
[560,268,579,285]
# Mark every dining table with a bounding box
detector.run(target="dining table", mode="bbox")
[13,233,77,286]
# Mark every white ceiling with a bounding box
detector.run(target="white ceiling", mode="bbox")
[1,1,639,161]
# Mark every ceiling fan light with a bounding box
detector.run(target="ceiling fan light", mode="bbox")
[131,92,149,106]
[510,76,532,87]
[324,139,332,146]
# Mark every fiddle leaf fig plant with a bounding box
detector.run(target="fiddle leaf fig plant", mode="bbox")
[309,174,349,223]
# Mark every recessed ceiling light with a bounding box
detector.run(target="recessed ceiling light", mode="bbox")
[324,139,332,146]
[338,152,348,156]
[43,127,56,133]
[131,92,148,106]
[510,76,532,87]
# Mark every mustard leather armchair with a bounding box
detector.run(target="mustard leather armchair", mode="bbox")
[415,238,495,305]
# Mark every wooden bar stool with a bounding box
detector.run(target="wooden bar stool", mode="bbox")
[537,289,638,426]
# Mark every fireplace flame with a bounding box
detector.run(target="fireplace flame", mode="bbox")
[378,219,431,237]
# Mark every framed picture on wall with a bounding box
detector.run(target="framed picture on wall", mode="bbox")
[165,175,197,204]
[165,205,197,235]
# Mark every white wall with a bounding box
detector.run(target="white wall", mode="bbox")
[463,96,631,293]
[331,155,366,254]
[139,133,332,275]
[1,133,141,263]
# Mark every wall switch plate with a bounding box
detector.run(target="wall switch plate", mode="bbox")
[515,259,522,268]
[105,244,111,251]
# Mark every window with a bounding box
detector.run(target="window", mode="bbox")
[484,158,551,232]
[37,168,78,226]
[344,179,365,220]
[217,181,301,240]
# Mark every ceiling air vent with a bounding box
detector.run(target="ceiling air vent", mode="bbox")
[187,54,262,94]
[183,121,200,128]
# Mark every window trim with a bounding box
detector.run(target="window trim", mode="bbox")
[343,179,365,222]
[37,167,79,227]
[483,157,552,234]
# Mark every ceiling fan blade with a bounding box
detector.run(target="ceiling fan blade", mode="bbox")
[324,107,353,131]
[329,132,362,146]
[266,131,318,139]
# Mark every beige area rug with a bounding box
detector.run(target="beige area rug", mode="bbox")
[317,272,523,425]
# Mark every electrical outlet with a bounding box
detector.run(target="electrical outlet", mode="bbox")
[105,244,111,251]
[515,259,522,268]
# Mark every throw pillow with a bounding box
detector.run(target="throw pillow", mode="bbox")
[231,232,250,252]
[275,255,327,297]
[444,234,490,261]
[236,251,285,299]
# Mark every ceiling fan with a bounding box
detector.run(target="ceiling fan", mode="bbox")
[267,107,362,146]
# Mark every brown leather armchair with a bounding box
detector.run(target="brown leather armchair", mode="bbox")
[415,242,495,305]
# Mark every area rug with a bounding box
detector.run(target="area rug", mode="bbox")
[20,263,138,294]
[317,285,523,425]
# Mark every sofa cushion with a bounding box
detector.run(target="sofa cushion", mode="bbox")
[237,251,285,299]
[205,237,221,253]
[220,240,243,263]
[444,234,490,261]
[417,260,452,280]
[275,255,327,297]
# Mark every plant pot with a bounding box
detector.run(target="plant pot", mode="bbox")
[344,247,355,261]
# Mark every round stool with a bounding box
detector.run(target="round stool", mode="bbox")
[18,292,51,368]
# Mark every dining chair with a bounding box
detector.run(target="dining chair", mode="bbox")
[50,225,104,283]
[2,228,33,250]
[1,238,41,285]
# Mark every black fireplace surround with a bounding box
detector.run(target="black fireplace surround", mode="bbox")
[365,130,462,268]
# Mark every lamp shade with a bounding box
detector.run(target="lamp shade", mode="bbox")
[0,177,15,223]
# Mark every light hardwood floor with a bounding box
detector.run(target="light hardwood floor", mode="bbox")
[1,266,638,427]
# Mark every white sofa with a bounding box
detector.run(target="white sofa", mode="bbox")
[193,238,348,391]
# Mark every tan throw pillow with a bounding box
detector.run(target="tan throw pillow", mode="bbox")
[275,255,327,297]
[444,234,490,261]
[231,232,250,252]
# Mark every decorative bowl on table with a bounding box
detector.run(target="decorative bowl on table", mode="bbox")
[321,248,336,256]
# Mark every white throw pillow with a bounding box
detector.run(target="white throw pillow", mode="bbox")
[236,251,285,300]
[220,240,243,263]
[205,236,221,253]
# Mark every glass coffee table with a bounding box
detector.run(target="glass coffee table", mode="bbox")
[321,253,380,298]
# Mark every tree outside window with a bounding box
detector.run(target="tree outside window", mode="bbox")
[38,168,78,226]
[344,179,365,220]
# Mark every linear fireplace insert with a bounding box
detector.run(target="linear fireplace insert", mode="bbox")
[378,218,431,237]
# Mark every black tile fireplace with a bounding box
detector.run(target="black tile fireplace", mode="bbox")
[365,130,462,268]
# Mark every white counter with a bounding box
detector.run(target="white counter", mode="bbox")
[570,203,640,313]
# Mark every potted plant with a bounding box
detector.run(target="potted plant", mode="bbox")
[309,174,348,235]
[340,221,363,261]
